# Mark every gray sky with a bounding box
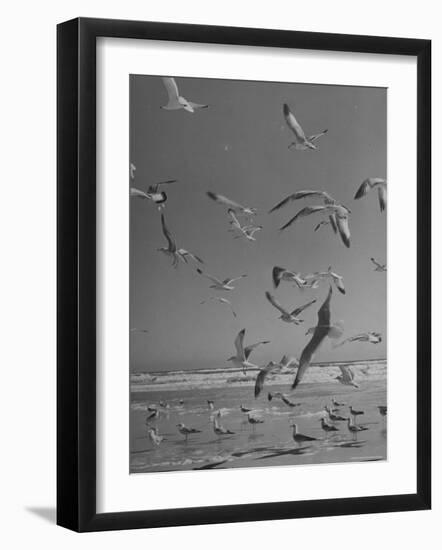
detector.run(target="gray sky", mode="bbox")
[130,75,386,373]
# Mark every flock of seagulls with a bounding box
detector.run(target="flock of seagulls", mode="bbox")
[131,76,387,456]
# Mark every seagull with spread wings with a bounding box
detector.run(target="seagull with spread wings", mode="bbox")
[265,291,316,324]
[130,179,177,208]
[305,266,346,294]
[354,178,387,211]
[334,332,382,348]
[292,286,334,390]
[283,104,328,150]
[196,268,247,291]
[207,191,257,216]
[279,204,351,247]
[335,366,359,388]
[161,77,208,112]
[272,266,310,289]
[227,329,270,373]
[371,258,387,272]
[157,214,204,268]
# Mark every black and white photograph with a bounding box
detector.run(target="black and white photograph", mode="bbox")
[129,75,387,473]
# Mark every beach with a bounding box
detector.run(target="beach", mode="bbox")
[130,359,387,473]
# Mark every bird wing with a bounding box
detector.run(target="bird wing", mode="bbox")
[330,273,345,294]
[339,365,354,381]
[224,274,247,285]
[130,187,149,199]
[335,212,351,248]
[272,266,287,288]
[265,291,289,315]
[329,214,338,234]
[279,205,328,231]
[179,249,204,264]
[244,340,270,360]
[196,268,223,285]
[188,101,209,110]
[377,184,387,211]
[354,179,372,199]
[269,190,332,213]
[207,191,246,211]
[228,208,242,228]
[308,129,328,142]
[254,363,274,398]
[234,329,246,360]
[160,214,177,252]
[292,287,332,389]
[283,104,307,142]
[162,77,181,104]
[291,299,317,317]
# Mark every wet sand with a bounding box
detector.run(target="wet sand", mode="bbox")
[130,373,387,473]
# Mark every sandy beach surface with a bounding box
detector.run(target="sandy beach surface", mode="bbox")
[130,360,387,473]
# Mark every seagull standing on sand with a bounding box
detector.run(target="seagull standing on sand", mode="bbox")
[265,291,316,324]
[354,178,387,211]
[240,404,252,413]
[346,417,368,439]
[212,416,235,437]
[335,332,382,348]
[161,77,208,112]
[176,423,202,441]
[247,413,264,430]
[200,296,237,318]
[148,427,164,446]
[291,423,317,446]
[283,104,328,150]
[320,417,339,436]
[371,258,387,272]
[292,286,334,390]
[197,268,247,291]
[349,405,365,424]
[227,329,270,373]
[332,398,346,407]
[324,405,347,422]
[207,191,257,216]
[157,214,204,268]
[335,366,359,388]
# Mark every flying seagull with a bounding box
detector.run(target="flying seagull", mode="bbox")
[283,104,328,150]
[335,366,359,388]
[292,286,333,390]
[305,266,346,294]
[227,329,270,373]
[130,162,136,180]
[334,332,382,348]
[279,204,351,248]
[305,320,344,340]
[228,209,262,241]
[161,77,208,112]
[200,297,237,318]
[254,361,279,398]
[347,417,368,439]
[157,214,204,268]
[196,268,247,291]
[265,291,316,324]
[130,179,178,209]
[291,424,317,446]
[354,178,387,211]
[207,191,257,216]
[268,392,301,408]
[272,266,312,289]
[371,258,387,272]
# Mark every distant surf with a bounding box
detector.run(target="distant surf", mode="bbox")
[131,358,386,393]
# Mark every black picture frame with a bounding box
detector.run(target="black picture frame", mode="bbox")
[57,17,431,532]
